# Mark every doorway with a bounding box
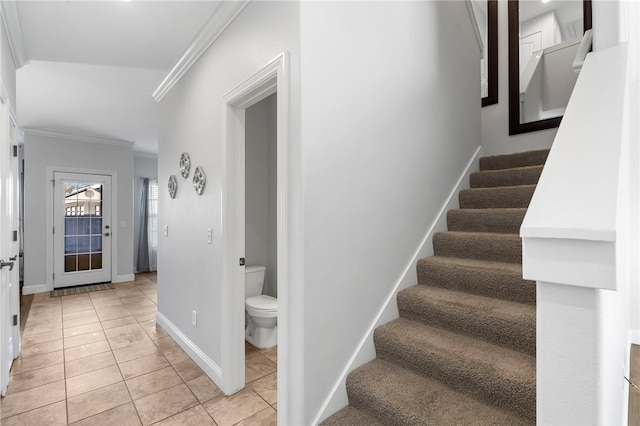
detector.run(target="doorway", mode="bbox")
[221,53,289,423]
[52,172,112,288]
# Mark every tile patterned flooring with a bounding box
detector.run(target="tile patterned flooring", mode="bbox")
[1,273,277,425]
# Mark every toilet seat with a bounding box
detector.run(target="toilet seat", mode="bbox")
[246,295,277,318]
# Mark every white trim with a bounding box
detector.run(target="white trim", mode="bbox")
[133,151,158,160]
[24,128,135,149]
[21,284,48,295]
[113,274,135,283]
[0,0,28,68]
[156,312,223,384]
[153,0,249,102]
[46,166,119,292]
[465,0,484,56]
[221,52,291,424]
[314,146,483,424]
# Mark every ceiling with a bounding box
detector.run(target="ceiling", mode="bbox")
[14,1,224,154]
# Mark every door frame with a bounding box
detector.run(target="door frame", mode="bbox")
[221,52,290,423]
[46,167,118,291]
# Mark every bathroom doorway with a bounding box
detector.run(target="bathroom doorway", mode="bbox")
[221,53,290,423]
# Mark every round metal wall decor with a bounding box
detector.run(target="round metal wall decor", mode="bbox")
[192,166,206,195]
[168,175,178,199]
[179,152,191,179]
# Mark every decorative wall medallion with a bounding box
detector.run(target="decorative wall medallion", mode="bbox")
[179,152,191,178]
[168,175,178,199]
[192,166,206,195]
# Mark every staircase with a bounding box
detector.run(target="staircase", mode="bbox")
[323,149,549,425]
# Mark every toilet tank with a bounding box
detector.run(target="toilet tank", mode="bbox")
[245,265,266,298]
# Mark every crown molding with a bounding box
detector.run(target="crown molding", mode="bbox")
[24,128,135,148]
[133,150,158,159]
[0,0,28,68]
[153,0,249,102]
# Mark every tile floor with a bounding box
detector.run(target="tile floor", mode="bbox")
[1,273,277,425]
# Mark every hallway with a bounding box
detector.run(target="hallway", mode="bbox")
[0,274,277,425]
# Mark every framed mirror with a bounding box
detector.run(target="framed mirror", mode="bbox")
[508,0,592,135]
[476,0,498,107]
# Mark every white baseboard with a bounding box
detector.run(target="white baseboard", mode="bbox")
[156,311,223,387]
[113,274,135,283]
[313,146,483,424]
[22,284,50,295]
[630,330,640,346]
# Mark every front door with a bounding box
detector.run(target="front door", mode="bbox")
[53,172,112,288]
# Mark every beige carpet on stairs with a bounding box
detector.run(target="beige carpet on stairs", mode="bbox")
[322,149,549,425]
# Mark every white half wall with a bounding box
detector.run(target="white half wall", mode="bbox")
[23,131,134,292]
[300,1,480,422]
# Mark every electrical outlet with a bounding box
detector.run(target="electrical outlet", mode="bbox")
[192,310,197,327]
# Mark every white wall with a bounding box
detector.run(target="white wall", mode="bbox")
[133,153,158,272]
[156,2,301,417]
[481,0,558,156]
[23,132,134,292]
[300,1,479,421]
[245,94,277,297]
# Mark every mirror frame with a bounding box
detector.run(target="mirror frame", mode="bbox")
[482,0,499,107]
[508,0,592,135]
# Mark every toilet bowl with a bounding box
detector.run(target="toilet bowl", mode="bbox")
[245,266,277,349]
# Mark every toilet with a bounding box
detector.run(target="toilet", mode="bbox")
[245,265,277,349]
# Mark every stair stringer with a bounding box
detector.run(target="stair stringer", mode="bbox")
[313,146,483,424]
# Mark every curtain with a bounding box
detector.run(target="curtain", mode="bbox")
[137,178,150,272]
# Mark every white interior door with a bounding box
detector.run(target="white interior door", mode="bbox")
[0,102,18,395]
[53,172,112,288]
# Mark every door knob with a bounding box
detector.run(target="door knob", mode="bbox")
[0,260,14,271]
[104,232,110,237]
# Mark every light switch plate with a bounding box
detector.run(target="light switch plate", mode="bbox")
[163,225,169,236]
[207,228,212,244]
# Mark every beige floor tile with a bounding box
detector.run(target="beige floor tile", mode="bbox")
[22,329,63,346]
[248,372,277,405]
[262,347,277,364]
[0,400,67,426]
[66,364,123,397]
[101,315,137,330]
[107,329,152,350]
[144,326,168,341]
[154,404,215,426]
[0,380,66,419]
[172,356,205,382]
[9,350,64,376]
[154,335,181,354]
[63,314,101,329]
[133,383,198,425]
[64,321,103,337]
[119,352,169,380]
[112,339,160,364]
[64,340,111,362]
[163,347,190,365]
[22,321,62,337]
[125,305,157,317]
[125,366,183,400]
[67,382,132,424]
[64,309,98,321]
[203,388,269,426]
[236,407,277,426]
[71,402,142,426]
[6,363,65,395]
[91,298,125,311]
[88,289,118,299]
[20,338,64,358]
[134,311,156,322]
[61,301,95,313]
[64,330,107,349]
[25,316,63,329]
[66,351,117,378]
[245,353,277,383]
[186,374,223,403]
[104,322,145,337]
[96,306,131,320]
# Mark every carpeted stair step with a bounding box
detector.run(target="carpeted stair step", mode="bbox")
[374,318,536,421]
[447,208,526,234]
[321,406,385,426]
[470,165,543,188]
[459,185,536,209]
[479,149,550,171]
[417,256,535,305]
[397,285,535,355]
[335,359,533,426]
[433,231,522,264]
